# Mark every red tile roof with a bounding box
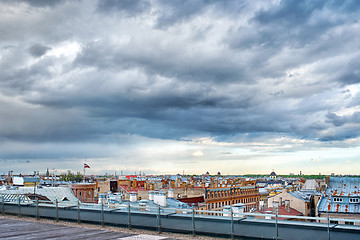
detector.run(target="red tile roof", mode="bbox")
[258,205,302,220]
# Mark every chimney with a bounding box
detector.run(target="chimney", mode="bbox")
[273,201,279,214]
[259,200,264,210]
[149,191,154,201]
[159,191,166,207]
[98,193,106,204]
[285,200,290,213]
[168,189,174,198]
[130,192,137,202]
[154,191,166,207]
[325,176,330,186]
[222,205,231,217]
[232,203,245,218]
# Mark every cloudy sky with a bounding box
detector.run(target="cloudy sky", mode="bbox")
[1,0,360,175]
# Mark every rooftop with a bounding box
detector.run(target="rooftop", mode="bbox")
[318,177,360,214]
[327,177,360,197]
[0,186,78,205]
[258,205,302,220]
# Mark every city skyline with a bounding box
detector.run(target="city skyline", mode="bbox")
[1,0,360,175]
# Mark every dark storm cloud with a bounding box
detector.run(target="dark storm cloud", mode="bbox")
[74,39,246,84]
[337,55,360,85]
[28,44,51,57]
[1,53,54,94]
[251,0,360,47]
[1,0,360,156]
[326,112,360,127]
[4,0,66,8]
[155,0,209,27]
[97,0,150,15]
[225,0,360,88]
[0,97,100,143]
[326,112,344,126]
[154,0,247,27]
[319,127,360,141]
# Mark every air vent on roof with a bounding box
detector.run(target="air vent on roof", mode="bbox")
[62,197,69,201]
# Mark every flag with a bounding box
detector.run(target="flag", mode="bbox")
[84,163,90,169]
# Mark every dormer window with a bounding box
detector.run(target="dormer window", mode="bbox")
[349,198,359,203]
[333,197,343,202]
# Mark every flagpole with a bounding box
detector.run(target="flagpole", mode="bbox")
[83,163,85,183]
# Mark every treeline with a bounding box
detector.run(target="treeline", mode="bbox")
[244,174,327,179]
[59,171,83,182]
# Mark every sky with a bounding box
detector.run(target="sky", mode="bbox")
[1,0,360,176]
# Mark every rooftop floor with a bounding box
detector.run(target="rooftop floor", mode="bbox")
[0,217,178,240]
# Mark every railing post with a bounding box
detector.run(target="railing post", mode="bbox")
[1,196,4,215]
[36,196,39,220]
[327,213,330,240]
[18,195,21,218]
[230,207,234,240]
[192,208,196,237]
[55,199,59,222]
[128,201,132,230]
[101,199,105,227]
[77,200,81,224]
[275,211,279,240]
[158,205,162,234]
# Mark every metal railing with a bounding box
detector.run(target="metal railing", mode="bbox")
[0,195,359,240]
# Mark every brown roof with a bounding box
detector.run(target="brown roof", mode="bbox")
[258,205,303,220]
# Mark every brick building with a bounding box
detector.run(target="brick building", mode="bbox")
[200,186,260,214]
[71,183,96,203]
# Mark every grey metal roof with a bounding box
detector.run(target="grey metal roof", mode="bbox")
[318,177,360,214]
[327,177,360,197]
[288,191,312,202]
[166,197,191,209]
[301,179,318,191]
[259,188,269,195]
[0,186,78,204]
[318,196,360,214]
[23,177,40,183]
[0,193,32,203]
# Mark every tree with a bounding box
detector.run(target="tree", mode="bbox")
[75,172,83,182]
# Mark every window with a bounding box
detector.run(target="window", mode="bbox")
[345,221,354,225]
[333,197,343,202]
[330,220,338,225]
[349,198,359,203]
